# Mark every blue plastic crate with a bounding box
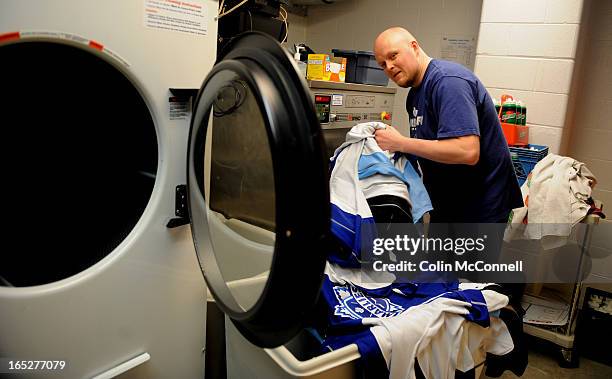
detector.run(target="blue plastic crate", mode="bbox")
[509,144,549,186]
[331,49,389,86]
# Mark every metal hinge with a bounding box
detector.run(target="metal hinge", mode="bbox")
[166,184,190,228]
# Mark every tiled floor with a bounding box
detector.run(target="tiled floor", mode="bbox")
[483,337,612,379]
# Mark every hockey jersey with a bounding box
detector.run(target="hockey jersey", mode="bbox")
[329,122,433,267]
[314,264,513,378]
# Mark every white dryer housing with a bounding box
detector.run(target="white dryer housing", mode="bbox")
[0,1,219,377]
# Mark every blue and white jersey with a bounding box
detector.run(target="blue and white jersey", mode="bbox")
[328,122,433,268]
[321,278,489,328]
[315,269,494,378]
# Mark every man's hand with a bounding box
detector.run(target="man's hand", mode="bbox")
[375,126,480,165]
[374,126,408,152]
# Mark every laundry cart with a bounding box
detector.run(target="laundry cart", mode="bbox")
[224,275,361,379]
[523,215,600,367]
[221,273,501,379]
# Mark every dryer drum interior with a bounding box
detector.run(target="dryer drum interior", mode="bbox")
[0,41,158,287]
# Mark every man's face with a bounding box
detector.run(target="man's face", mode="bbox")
[374,36,419,88]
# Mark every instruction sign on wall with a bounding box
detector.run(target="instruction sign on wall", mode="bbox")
[441,35,476,69]
[144,0,207,36]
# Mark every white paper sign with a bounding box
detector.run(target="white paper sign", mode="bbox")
[441,35,476,69]
[144,0,207,36]
[169,96,191,120]
[522,294,570,326]
[332,94,343,106]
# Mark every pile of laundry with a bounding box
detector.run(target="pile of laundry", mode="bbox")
[307,122,527,378]
[505,154,605,249]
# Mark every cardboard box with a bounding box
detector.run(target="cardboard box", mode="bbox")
[306,54,346,82]
[501,122,529,146]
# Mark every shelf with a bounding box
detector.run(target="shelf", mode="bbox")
[523,324,575,348]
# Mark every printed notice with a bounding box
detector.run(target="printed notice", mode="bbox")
[144,0,207,36]
[169,96,191,120]
[441,35,475,69]
[522,294,570,326]
[332,94,343,106]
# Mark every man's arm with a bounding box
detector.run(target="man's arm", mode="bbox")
[376,75,482,165]
[375,126,480,165]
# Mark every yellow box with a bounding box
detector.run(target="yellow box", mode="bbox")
[306,54,346,82]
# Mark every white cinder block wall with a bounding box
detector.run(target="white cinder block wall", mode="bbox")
[286,0,484,136]
[474,0,584,154]
[565,0,612,218]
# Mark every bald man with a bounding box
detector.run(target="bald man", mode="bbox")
[373,27,523,223]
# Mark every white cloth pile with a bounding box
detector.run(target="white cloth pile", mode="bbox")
[505,154,597,249]
[326,263,514,379]
[363,284,513,379]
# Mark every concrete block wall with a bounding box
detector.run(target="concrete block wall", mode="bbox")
[287,0,483,136]
[565,0,612,219]
[474,0,585,154]
[285,11,307,49]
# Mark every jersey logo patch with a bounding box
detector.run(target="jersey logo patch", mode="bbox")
[332,284,405,319]
[409,107,424,137]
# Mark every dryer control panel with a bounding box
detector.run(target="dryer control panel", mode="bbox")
[307,80,397,160]
[308,80,397,130]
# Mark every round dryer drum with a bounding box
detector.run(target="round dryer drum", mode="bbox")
[188,32,330,348]
[0,40,158,287]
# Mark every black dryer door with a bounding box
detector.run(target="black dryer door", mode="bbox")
[187,32,329,348]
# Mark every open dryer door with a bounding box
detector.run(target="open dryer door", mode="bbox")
[187,32,330,348]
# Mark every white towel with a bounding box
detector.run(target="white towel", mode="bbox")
[506,154,597,249]
[361,289,512,379]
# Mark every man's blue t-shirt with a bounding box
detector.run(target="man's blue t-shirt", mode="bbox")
[406,59,523,222]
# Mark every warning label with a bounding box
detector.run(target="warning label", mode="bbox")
[169,96,192,120]
[16,30,130,67]
[144,0,207,36]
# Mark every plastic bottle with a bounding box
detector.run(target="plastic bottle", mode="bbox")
[516,100,524,126]
[294,46,307,78]
[501,99,517,124]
